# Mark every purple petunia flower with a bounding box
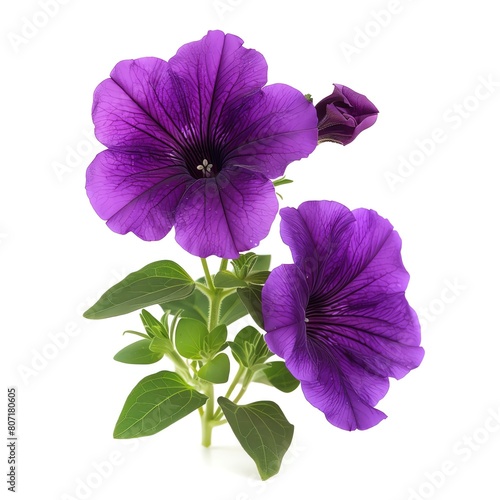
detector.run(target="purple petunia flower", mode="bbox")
[261,201,424,431]
[316,84,378,145]
[86,30,318,258]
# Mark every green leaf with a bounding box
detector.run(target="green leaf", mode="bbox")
[198,353,230,384]
[272,176,294,187]
[113,339,163,365]
[214,269,270,288]
[140,309,168,339]
[252,254,271,273]
[231,253,271,281]
[228,326,272,368]
[205,324,227,355]
[253,362,300,393]
[218,397,294,480]
[114,371,208,439]
[237,285,265,329]
[84,261,195,320]
[231,252,259,280]
[163,286,208,324]
[219,292,249,325]
[245,271,270,286]
[148,337,173,355]
[123,330,150,340]
[175,318,209,360]
[213,271,247,289]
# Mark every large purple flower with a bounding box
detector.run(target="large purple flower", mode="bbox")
[262,201,424,430]
[86,31,318,258]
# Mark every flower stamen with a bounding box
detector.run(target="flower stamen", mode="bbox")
[196,159,214,178]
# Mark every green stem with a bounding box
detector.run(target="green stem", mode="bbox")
[201,258,215,291]
[212,419,227,427]
[201,383,214,447]
[199,257,228,446]
[208,292,223,332]
[224,365,246,400]
[212,366,246,420]
[194,281,212,297]
[219,258,229,272]
[167,349,193,383]
[232,370,254,405]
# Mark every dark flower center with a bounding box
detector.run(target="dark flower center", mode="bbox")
[305,293,342,345]
[181,138,225,180]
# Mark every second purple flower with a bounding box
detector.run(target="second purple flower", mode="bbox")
[262,201,424,431]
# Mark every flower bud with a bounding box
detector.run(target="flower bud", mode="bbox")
[315,84,378,145]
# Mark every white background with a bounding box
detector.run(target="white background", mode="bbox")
[2,1,499,499]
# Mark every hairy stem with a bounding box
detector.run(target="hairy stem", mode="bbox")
[199,257,227,446]
[201,383,215,447]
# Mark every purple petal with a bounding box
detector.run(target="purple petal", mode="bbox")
[262,265,318,382]
[312,295,423,379]
[337,84,379,119]
[262,263,389,430]
[279,201,355,288]
[93,30,268,157]
[167,30,268,136]
[301,347,388,430]
[174,167,278,258]
[340,208,413,298]
[86,150,192,240]
[92,65,182,153]
[223,84,319,178]
[167,31,317,177]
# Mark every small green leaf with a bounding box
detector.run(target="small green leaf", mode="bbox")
[245,271,270,286]
[205,324,227,355]
[231,253,271,280]
[272,176,294,187]
[123,330,150,340]
[198,353,230,384]
[175,318,209,360]
[231,252,258,280]
[113,339,163,365]
[213,271,247,289]
[218,397,294,480]
[228,326,272,368]
[237,285,265,329]
[148,337,173,355]
[114,371,208,439]
[252,254,271,273]
[254,362,300,393]
[140,309,168,339]
[84,261,195,320]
